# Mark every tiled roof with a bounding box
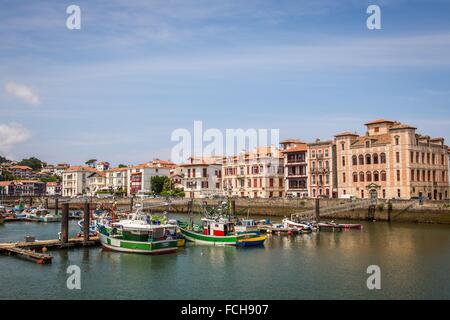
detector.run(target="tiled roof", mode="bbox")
[365,119,395,125]
[282,145,307,153]
[351,134,392,147]
[389,123,416,130]
[65,166,96,172]
[334,131,359,137]
[10,165,32,170]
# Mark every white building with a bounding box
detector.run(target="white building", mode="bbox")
[128,160,176,196]
[46,182,61,196]
[106,167,129,192]
[62,166,96,197]
[180,157,223,199]
[96,161,110,172]
[86,171,107,195]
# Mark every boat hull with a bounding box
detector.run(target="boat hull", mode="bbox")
[99,233,178,254]
[179,227,265,247]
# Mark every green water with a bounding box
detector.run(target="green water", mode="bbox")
[0,214,449,299]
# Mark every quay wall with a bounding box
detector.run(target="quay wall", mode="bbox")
[3,196,450,224]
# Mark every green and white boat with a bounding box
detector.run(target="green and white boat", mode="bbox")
[97,209,178,254]
[179,218,266,247]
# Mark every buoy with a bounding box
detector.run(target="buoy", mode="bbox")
[42,247,48,253]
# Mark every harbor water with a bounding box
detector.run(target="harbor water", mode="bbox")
[0,213,449,299]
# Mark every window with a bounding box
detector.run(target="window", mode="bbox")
[342,173,346,183]
[359,172,365,182]
[373,153,378,164]
[396,152,400,163]
[382,189,386,198]
[416,152,419,163]
[361,190,364,198]
[352,156,357,166]
[397,189,401,198]
[380,153,386,164]
[359,155,364,165]
[312,151,316,158]
[395,136,399,145]
[353,172,358,182]
[366,154,371,165]
[326,174,330,184]
[269,178,273,187]
[374,127,379,133]
[374,171,379,182]
[381,171,386,181]
[342,156,346,166]
[365,141,370,148]
[411,170,414,181]
[410,151,414,163]
[325,149,329,157]
[417,169,420,182]
[341,143,345,150]
[366,171,372,182]
[397,170,401,181]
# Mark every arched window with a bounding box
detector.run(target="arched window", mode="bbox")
[366,171,372,182]
[366,154,371,165]
[373,153,379,164]
[380,153,386,164]
[381,171,386,181]
[395,136,400,145]
[352,155,357,166]
[353,172,358,182]
[358,155,364,165]
[359,172,365,182]
[373,171,379,182]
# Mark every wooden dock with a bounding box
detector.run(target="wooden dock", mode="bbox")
[0,236,100,264]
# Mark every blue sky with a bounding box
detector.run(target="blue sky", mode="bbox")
[1,0,450,165]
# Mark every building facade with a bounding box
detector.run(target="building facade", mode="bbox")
[280,139,308,198]
[86,171,107,195]
[62,166,96,197]
[46,182,61,196]
[180,157,222,199]
[0,180,46,196]
[335,119,449,200]
[105,167,129,192]
[307,140,337,198]
[222,146,284,198]
[127,160,176,196]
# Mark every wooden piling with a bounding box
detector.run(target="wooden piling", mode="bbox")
[29,196,33,207]
[55,198,59,215]
[61,203,69,243]
[315,198,320,222]
[130,196,134,211]
[44,197,49,209]
[83,202,90,244]
[387,202,393,222]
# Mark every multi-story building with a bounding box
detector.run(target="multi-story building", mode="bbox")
[105,167,129,192]
[46,182,61,196]
[0,180,46,196]
[180,157,222,199]
[335,119,449,200]
[307,139,337,198]
[96,161,110,172]
[86,171,107,194]
[280,139,308,198]
[127,159,176,196]
[222,146,284,198]
[9,165,33,178]
[62,166,96,197]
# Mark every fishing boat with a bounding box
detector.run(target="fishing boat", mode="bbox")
[235,219,261,235]
[318,221,343,231]
[338,223,363,230]
[179,218,266,247]
[97,220,178,255]
[282,218,315,232]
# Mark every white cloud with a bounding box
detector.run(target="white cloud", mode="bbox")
[4,81,40,106]
[0,123,31,158]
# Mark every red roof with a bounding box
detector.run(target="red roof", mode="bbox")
[10,165,32,171]
[365,119,395,125]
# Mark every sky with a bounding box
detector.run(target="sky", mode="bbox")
[1,0,450,165]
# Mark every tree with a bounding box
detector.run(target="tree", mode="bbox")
[40,175,60,183]
[85,159,97,168]
[0,155,11,164]
[150,176,169,195]
[118,164,127,168]
[19,157,43,171]
[0,171,15,181]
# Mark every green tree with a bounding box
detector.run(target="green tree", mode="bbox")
[0,155,11,164]
[0,171,16,181]
[39,175,60,183]
[85,159,97,168]
[19,157,43,171]
[150,176,169,195]
[118,164,127,168]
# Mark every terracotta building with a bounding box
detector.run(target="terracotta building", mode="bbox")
[307,139,337,198]
[280,139,308,198]
[222,146,284,198]
[335,119,449,200]
[180,156,223,199]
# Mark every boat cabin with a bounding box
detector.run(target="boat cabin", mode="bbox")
[202,218,235,237]
[118,224,166,242]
